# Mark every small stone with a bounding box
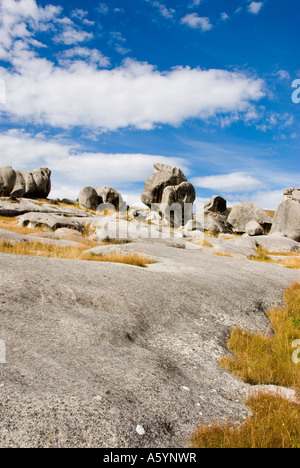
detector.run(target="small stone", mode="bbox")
[136,425,145,436]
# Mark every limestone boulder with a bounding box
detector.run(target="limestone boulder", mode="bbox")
[10,168,51,199]
[196,195,231,234]
[79,187,99,211]
[227,201,272,234]
[0,166,16,196]
[141,163,188,207]
[270,196,300,242]
[94,186,125,211]
[18,212,86,233]
[246,220,264,237]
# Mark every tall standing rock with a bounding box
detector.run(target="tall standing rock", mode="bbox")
[141,163,196,226]
[270,188,300,241]
[0,166,16,196]
[141,163,188,207]
[196,195,231,234]
[79,187,99,211]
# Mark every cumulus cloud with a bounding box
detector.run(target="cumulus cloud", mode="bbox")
[1,54,265,130]
[53,27,93,45]
[248,2,264,15]
[180,13,213,31]
[58,47,110,68]
[191,172,263,192]
[0,0,266,132]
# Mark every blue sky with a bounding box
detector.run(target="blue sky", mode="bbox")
[0,0,299,209]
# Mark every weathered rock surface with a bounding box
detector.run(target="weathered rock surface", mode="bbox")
[227,202,272,234]
[0,244,298,448]
[284,187,300,203]
[94,186,125,211]
[0,228,82,247]
[141,163,188,207]
[246,220,264,236]
[10,168,51,199]
[0,198,91,218]
[196,196,231,234]
[18,213,86,233]
[78,187,99,211]
[0,167,16,196]
[270,193,300,242]
[141,164,196,227]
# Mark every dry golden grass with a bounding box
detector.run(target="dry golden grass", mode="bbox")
[191,393,300,448]
[249,246,300,269]
[189,239,213,248]
[265,210,275,219]
[221,282,300,388]
[214,251,233,258]
[0,240,156,267]
[191,282,300,448]
[0,215,47,236]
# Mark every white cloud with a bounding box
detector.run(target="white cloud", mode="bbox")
[0,54,265,130]
[152,1,175,19]
[248,2,264,15]
[53,27,93,45]
[250,189,283,210]
[221,12,230,22]
[59,47,110,68]
[188,0,201,8]
[181,13,212,31]
[97,3,109,15]
[191,172,263,192]
[71,9,88,21]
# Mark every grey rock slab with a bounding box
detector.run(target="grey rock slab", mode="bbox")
[0,228,29,244]
[0,228,82,247]
[0,199,93,218]
[0,248,298,448]
[18,213,86,233]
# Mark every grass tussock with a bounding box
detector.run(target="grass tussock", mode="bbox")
[191,282,300,448]
[0,215,46,236]
[191,393,300,448]
[0,240,156,267]
[220,282,300,388]
[214,251,233,258]
[249,246,300,269]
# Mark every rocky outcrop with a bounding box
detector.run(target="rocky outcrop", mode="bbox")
[141,163,188,207]
[79,186,124,211]
[79,187,99,211]
[0,166,16,196]
[270,188,300,241]
[141,163,196,227]
[94,186,125,211]
[227,201,272,234]
[0,166,51,199]
[18,212,86,233]
[195,195,231,234]
[11,168,51,199]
